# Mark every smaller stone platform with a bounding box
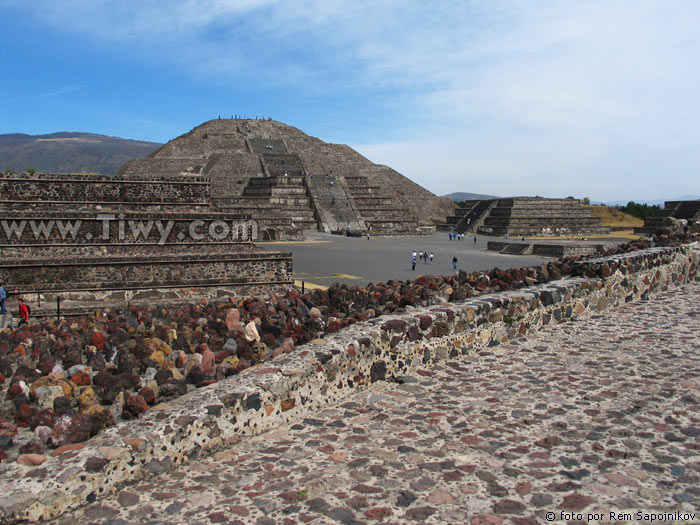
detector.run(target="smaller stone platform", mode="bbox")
[477,197,610,237]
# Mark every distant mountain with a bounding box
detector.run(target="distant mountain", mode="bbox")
[443,192,498,202]
[595,195,700,207]
[0,132,162,174]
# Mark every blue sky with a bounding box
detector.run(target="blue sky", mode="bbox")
[1,1,698,202]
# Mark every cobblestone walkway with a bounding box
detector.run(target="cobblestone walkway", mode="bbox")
[51,284,700,524]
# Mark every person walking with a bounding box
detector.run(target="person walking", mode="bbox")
[412,251,417,271]
[473,235,477,244]
[0,283,7,328]
[18,298,30,327]
[0,283,6,316]
[452,256,458,271]
[429,252,434,264]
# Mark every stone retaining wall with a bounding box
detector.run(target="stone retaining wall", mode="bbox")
[0,173,209,204]
[1,243,697,523]
[0,250,293,298]
[0,214,257,245]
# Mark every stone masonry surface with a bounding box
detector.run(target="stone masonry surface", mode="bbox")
[0,243,697,523]
[45,281,700,524]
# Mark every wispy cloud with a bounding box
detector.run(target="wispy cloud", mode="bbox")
[5,0,700,200]
[0,84,84,105]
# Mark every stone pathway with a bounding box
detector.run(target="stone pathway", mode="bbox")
[49,284,700,524]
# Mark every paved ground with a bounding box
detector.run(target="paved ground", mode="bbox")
[49,282,700,524]
[261,232,625,287]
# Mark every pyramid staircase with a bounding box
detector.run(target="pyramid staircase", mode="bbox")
[438,199,496,233]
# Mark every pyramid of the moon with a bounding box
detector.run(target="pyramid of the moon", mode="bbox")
[119,119,456,238]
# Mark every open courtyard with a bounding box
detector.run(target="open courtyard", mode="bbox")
[263,232,626,288]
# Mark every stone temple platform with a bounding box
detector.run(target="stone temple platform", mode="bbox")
[44,283,700,523]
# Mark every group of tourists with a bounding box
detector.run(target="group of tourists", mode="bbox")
[0,283,31,328]
[411,250,434,270]
[450,232,478,244]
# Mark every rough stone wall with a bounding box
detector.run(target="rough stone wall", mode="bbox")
[206,153,264,197]
[0,242,258,259]
[0,213,257,246]
[0,250,292,294]
[118,158,212,177]
[0,173,209,204]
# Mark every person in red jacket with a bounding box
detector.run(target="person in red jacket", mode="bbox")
[18,298,30,327]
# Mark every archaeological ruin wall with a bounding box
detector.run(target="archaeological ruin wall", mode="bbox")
[0,172,294,305]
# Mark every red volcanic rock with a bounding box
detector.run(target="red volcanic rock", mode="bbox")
[8,382,26,400]
[70,370,91,386]
[326,317,342,333]
[36,360,55,376]
[91,332,106,350]
[175,351,187,368]
[122,394,148,420]
[200,347,216,376]
[225,308,240,331]
[139,386,156,405]
[50,413,92,447]
[19,439,45,455]
[16,403,36,427]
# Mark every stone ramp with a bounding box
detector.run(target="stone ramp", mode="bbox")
[42,281,700,524]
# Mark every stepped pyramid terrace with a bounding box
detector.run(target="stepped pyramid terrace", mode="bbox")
[440,197,610,237]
